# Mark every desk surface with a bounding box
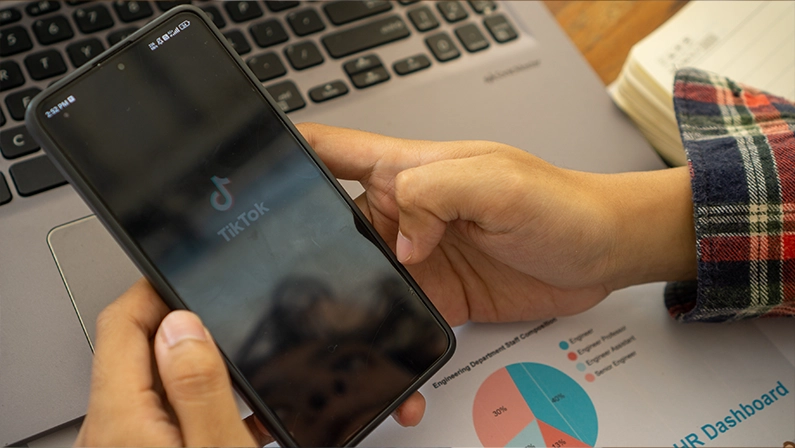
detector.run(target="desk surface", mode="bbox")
[543,1,689,85]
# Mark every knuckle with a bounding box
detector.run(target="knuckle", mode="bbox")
[491,155,531,190]
[394,170,419,210]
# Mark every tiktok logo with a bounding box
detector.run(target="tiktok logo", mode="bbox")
[210,176,233,211]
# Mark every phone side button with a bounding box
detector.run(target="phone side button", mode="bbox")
[8,155,67,197]
[266,80,306,113]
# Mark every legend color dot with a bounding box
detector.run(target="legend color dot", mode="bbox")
[567,352,577,361]
[585,373,595,382]
[559,341,569,350]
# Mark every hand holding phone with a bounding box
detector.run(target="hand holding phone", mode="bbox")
[27,7,454,446]
[76,279,429,446]
[75,279,259,446]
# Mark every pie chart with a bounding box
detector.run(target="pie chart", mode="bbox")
[473,362,598,447]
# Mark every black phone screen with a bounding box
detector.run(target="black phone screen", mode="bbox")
[36,11,451,446]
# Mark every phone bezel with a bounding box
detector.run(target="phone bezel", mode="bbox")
[25,6,456,447]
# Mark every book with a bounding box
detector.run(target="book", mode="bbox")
[610,1,795,166]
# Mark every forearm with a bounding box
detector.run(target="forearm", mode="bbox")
[600,166,697,291]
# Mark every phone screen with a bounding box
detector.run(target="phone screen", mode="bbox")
[35,11,452,446]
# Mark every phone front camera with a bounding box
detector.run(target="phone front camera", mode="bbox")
[117,63,125,71]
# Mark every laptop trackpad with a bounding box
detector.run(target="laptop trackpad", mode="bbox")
[48,216,256,419]
[47,216,142,350]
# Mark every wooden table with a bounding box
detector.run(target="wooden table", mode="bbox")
[542,1,689,85]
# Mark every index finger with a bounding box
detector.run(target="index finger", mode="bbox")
[296,123,507,182]
[90,278,170,398]
[296,122,391,181]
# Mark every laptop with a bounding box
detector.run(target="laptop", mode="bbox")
[0,1,664,445]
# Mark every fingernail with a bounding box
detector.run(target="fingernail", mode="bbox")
[161,311,207,348]
[396,230,413,263]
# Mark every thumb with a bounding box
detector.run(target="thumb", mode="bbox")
[154,311,255,447]
[393,157,491,264]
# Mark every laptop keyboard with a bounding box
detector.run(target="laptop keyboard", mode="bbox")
[0,0,518,205]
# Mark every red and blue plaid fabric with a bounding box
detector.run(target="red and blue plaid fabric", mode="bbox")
[664,68,795,322]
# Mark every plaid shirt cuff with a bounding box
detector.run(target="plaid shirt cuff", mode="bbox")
[664,68,795,322]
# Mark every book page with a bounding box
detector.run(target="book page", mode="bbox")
[633,1,795,101]
[364,283,794,447]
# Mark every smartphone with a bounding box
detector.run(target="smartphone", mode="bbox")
[25,6,455,447]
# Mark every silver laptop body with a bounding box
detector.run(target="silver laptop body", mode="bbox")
[0,1,663,444]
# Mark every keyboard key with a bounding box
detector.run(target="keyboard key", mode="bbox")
[107,27,136,46]
[33,16,74,45]
[342,54,389,88]
[224,1,263,23]
[25,49,67,80]
[455,23,488,52]
[350,67,389,89]
[308,80,348,103]
[5,88,41,121]
[201,6,225,29]
[323,1,392,26]
[322,15,410,59]
[0,173,11,206]
[0,26,34,56]
[393,54,431,75]
[436,1,467,23]
[66,38,104,67]
[1,125,40,160]
[0,7,22,26]
[224,30,251,55]
[265,1,299,12]
[26,1,61,17]
[468,1,497,14]
[266,81,305,113]
[287,9,325,37]
[9,155,68,197]
[74,4,114,34]
[284,41,324,70]
[343,54,382,76]
[113,1,154,23]
[250,20,288,48]
[426,32,459,62]
[0,109,5,127]
[247,52,286,82]
[155,1,191,12]
[408,6,439,32]
[0,61,26,92]
[484,14,517,43]
[399,0,421,5]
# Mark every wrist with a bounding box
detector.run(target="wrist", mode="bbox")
[603,166,697,290]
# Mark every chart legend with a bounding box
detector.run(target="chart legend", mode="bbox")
[473,363,597,447]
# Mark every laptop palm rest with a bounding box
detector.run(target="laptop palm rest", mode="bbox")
[47,216,142,350]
